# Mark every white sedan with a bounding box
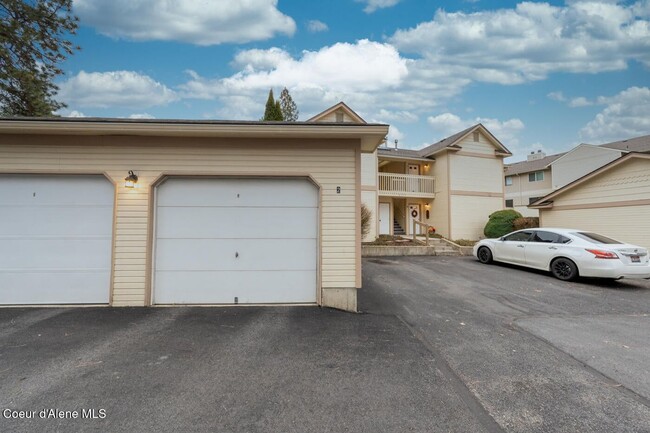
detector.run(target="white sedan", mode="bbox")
[473,228,650,281]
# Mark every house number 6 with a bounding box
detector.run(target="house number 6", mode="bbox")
[336,186,341,194]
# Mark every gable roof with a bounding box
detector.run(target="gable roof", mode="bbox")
[529,152,650,208]
[599,134,650,153]
[0,116,390,152]
[377,147,432,162]
[417,123,512,158]
[306,102,366,124]
[504,153,565,176]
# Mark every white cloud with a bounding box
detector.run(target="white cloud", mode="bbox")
[387,125,404,146]
[580,86,650,143]
[180,40,409,119]
[357,0,402,13]
[65,110,86,118]
[376,109,419,123]
[73,0,296,45]
[547,91,566,102]
[58,71,177,109]
[128,113,155,119]
[390,1,650,85]
[427,112,525,147]
[568,96,593,107]
[307,20,328,33]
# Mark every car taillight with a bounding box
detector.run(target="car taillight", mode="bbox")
[585,249,619,259]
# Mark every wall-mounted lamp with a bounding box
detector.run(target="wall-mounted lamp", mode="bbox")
[424,164,429,168]
[124,170,138,188]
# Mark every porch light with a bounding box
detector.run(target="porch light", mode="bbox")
[124,170,138,188]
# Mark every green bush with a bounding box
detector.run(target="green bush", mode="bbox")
[513,217,539,230]
[483,209,522,238]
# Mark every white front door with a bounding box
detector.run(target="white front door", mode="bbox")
[153,177,318,305]
[0,175,114,304]
[408,164,420,175]
[379,203,391,235]
[408,204,421,235]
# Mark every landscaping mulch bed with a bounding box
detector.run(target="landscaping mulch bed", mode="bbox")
[362,235,425,246]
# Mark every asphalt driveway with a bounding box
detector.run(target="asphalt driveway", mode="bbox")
[0,305,483,433]
[1,256,649,433]
[361,256,650,433]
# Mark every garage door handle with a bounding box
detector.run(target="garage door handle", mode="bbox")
[517,245,524,248]
[235,252,239,258]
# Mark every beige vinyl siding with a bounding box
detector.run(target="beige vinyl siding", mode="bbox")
[504,168,553,214]
[379,160,405,174]
[539,157,650,250]
[430,153,450,238]
[317,112,358,123]
[449,155,503,193]
[450,195,502,240]
[361,151,377,186]
[457,132,496,155]
[0,135,358,306]
[544,158,650,207]
[550,145,622,190]
[540,206,650,250]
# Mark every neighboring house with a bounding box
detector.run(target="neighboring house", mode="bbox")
[529,153,650,250]
[504,152,564,217]
[505,134,650,217]
[310,104,514,241]
[0,114,388,312]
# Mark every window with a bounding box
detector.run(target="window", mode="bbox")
[505,199,513,208]
[529,197,541,205]
[505,176,513,186]
[472,131,480,142]
[503,231,533,242]
[528,171,544,182]
[531,231,570,244]
[574,232,621,244]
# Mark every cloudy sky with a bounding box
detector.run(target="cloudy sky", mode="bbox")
[58,0,650,161]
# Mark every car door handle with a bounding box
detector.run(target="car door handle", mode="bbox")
[517,245,525,248]
[548,246,558,250]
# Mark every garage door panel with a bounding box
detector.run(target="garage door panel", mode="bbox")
[0,175,113,304]
[0,239,112,269]
[156,207,317,239]
[155,239,317,271]
[0,175,114,206]
[154,177,318,304]
[0,271,110,304]
[154,270,316,304]
[157,178,318,208]
[0,206,113,236]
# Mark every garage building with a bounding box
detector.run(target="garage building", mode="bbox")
[0,117,388,311]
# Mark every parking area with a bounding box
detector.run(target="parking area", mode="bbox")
[362,256,650,433]
[1,256,649,432]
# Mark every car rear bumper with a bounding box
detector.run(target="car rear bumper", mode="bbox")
[579,261,650,279]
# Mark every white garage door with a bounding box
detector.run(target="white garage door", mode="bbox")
[153,177,318,304]
[0,175,114,304]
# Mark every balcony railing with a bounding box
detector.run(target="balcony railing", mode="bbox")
[378,173,435,198]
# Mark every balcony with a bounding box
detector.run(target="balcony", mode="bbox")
[378,172,435,198]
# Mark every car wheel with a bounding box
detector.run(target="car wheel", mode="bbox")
[550,258,578,281]
[477,247,493,264]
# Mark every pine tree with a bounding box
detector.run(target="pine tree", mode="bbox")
[1,0,80,116]
[279,87,298,121]
[262,89,283,121]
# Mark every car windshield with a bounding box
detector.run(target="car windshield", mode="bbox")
[573,232,622,244]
